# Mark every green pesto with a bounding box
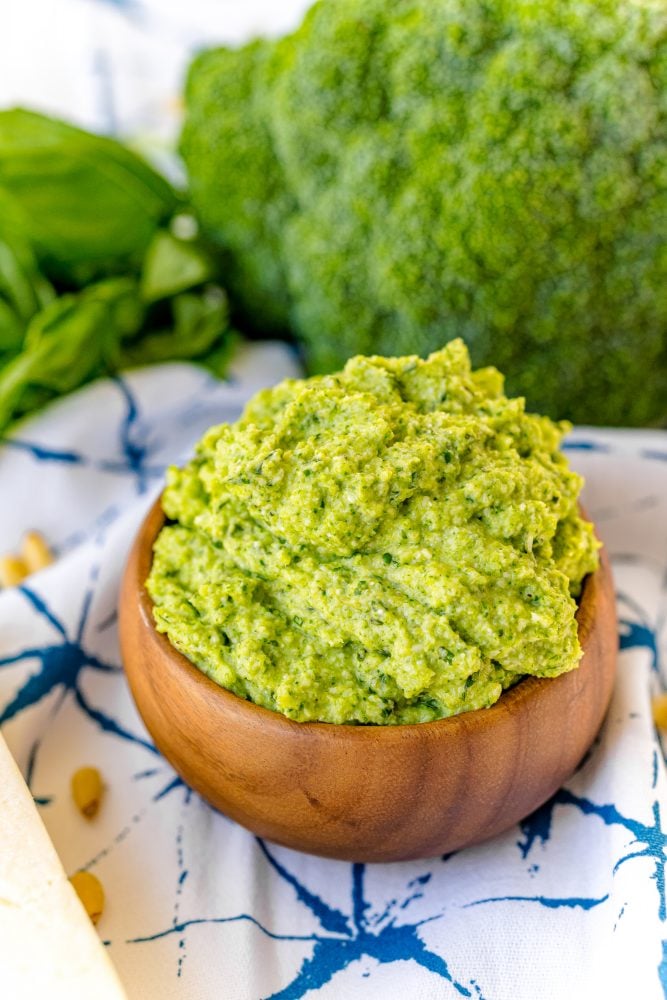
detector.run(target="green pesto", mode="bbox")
[147,340,599,725]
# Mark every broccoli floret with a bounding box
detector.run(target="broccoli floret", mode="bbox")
[183,42,294,333]
[181,0,667,426]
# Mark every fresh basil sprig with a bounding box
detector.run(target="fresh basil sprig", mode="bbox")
[0,110,232,434]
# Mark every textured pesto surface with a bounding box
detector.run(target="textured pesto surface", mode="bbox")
[147,340,599,724]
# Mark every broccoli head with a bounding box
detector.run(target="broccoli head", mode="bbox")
[181,0,667,425]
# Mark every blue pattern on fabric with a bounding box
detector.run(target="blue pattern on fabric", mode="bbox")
[129,840,482,998]
[125,827,623,996]
[2,376,165,495]
[519,790,667,921]
[0,579,156,797]
[660,939,667,999]
[562,440,610,453]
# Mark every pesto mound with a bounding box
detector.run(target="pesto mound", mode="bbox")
[147,340,599,725]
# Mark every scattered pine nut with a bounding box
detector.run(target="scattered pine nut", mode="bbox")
[69,871,105,925]
[71,766,104,819]
[0,531,54,589]
[0,556,29,588]
[652,694,667,730]
[22,531,54,574]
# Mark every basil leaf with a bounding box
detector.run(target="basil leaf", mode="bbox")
[140,229,216,304]
[0,232,54,324]
[118,286,228,367]
[0,277,143,431]
[0,298,24,355]
[0,109,180,285]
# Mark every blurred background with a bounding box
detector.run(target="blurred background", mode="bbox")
[0,0,665,430]
[0,0,309,144]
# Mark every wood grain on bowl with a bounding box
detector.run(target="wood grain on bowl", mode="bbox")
[119,499,617,863]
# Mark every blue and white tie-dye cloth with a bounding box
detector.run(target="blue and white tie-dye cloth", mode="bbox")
[1,342,666,1000]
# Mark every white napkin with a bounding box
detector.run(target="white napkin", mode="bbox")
[1,341,666,1000]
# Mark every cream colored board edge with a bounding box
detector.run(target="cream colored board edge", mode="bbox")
[0,733,127,999]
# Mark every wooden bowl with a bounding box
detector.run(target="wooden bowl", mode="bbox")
[119,499,617,863]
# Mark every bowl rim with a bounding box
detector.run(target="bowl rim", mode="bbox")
[130,496,605,741]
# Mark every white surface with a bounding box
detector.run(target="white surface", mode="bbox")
[0,0,311,146]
